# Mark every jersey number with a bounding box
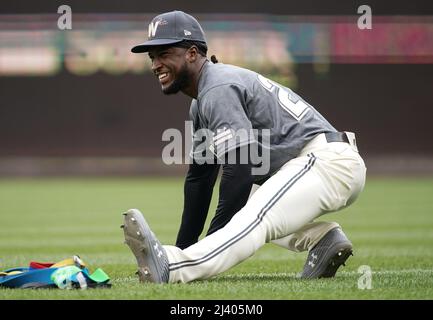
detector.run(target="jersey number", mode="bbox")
[257,75,310,121]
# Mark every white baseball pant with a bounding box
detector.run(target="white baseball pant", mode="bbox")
[164,132,366,283]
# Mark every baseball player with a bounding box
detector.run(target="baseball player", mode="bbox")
[122,11,366,283]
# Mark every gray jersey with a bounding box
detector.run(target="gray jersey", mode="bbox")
[189,62,337,182]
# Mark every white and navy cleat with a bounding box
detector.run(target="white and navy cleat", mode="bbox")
[299,227,353,279]
[122,208,169,283]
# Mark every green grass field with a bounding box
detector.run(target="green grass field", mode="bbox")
[1,177,432,300]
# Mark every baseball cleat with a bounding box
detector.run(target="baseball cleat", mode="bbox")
[122,208,169,284]
[299,227,353,279]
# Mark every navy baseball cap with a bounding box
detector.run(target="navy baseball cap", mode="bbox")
[131,11,207,53]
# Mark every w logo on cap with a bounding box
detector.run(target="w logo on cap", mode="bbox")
[148,20,161,38]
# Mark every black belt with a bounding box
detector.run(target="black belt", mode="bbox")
[324,132,350,144]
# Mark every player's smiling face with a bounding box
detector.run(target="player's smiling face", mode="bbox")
[149,46,192,95]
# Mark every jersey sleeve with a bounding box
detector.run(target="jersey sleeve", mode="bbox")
[199,84,255,159]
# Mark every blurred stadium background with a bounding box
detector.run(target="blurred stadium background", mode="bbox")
[1,0,432,176]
